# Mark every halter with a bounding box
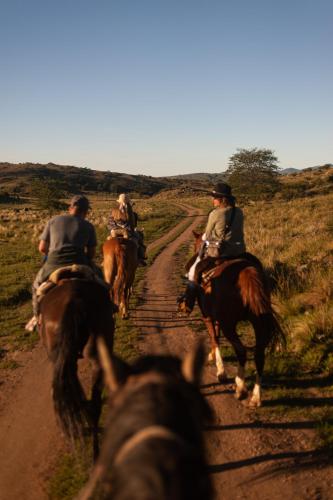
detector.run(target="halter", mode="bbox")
[114,425,185,465]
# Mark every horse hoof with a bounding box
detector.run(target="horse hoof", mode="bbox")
[248,398,262,409]
[235,389,248,401]
[217,372,228,384]
[208,352,215,363]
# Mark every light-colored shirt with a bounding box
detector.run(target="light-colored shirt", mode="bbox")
[205,206,246,256]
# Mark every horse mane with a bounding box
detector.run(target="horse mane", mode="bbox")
[78,352,213,500]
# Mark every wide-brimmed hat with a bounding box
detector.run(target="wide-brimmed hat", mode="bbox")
[211,182,233,198]
[69,195,91,211]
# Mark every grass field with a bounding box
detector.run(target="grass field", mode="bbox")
[0,196,188,499]
[0,196,185,363]
[1,183,332,495]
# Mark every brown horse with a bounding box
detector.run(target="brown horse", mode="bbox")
[182,231,285,407]
[39,278,114,457]
[103,238,138,319]
[78,341,213,500]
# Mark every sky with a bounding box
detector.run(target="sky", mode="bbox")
[1,0,332,176]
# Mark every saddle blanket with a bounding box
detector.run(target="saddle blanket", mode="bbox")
[36,264,108,301]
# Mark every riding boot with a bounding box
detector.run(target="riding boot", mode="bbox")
[25,284,39,332]
[177,281,199,315]
[138,243,147,267]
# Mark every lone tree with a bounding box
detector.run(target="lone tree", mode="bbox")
[31,178,67,211]
[226,148,281,200]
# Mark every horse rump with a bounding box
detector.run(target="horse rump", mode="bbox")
[41,280,114,443]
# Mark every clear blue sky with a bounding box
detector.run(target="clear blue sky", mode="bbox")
[1,0,332,175]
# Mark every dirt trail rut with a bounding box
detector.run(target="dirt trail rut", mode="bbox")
[133,205,333,500]
[0,205,332,499]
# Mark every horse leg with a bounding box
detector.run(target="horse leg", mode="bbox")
[248,318,268,408]
[222,325,248,400]
[203,318,227,383]
[90,360,103,460]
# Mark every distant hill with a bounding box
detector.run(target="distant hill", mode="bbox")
[0,162,332,201]
[281,164,332,175]
[0,162,228,198]
[281,168,300,175]
[0,162,171,197]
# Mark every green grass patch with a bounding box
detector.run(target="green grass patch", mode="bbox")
[48,451,90,500]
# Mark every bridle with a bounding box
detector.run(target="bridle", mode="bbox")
[114,425,185,465]
[77,371,192,500]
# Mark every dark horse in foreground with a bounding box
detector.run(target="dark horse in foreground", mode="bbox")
[39,278,114,457]
[179,231,285,408]
[78,341,213,500]
[103,237,138,319]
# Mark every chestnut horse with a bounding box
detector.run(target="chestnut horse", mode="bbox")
[39,279,114,458]
[103,238,138,319]
[78,341,213,500]
[182,231,285,407]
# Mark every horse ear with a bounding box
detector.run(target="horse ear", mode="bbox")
[97,338,130,391]
[181,341,205,385]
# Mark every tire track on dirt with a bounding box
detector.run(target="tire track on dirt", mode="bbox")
[133,205,333,500]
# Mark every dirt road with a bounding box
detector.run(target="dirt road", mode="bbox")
[0,204,332,499]
[133,205,333,500]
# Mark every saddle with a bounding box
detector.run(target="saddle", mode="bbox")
[36,264,108,302]
[196,253,264,286]
[109,228,130,239]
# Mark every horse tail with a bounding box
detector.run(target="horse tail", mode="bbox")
[114,247,127,312]
[262,311,287,352]
[239,266,271,316]
[239,266,286,350]
[103,244,118,302]
[51,300,90,441]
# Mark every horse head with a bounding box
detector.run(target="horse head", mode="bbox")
[192,230,203,254]
[78,340,213,500]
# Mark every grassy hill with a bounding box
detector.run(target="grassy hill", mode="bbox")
[0,162,171,197]
[0,162,332,202]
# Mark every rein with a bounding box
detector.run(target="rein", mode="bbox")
[112,372,187,464]
[114,425,185,465]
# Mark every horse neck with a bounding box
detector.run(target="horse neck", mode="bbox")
[103,375,203,461]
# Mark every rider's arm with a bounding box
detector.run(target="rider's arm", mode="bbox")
[205,209,227,241]
[86,246,96,260]
[204,210,217,240]
[86,224,97,261]
[39,239,49,255]
[39,220,51,255]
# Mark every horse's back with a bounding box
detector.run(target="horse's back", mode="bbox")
[103,237,137,256]
[103,237,138,276]
[41,279,113,324]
